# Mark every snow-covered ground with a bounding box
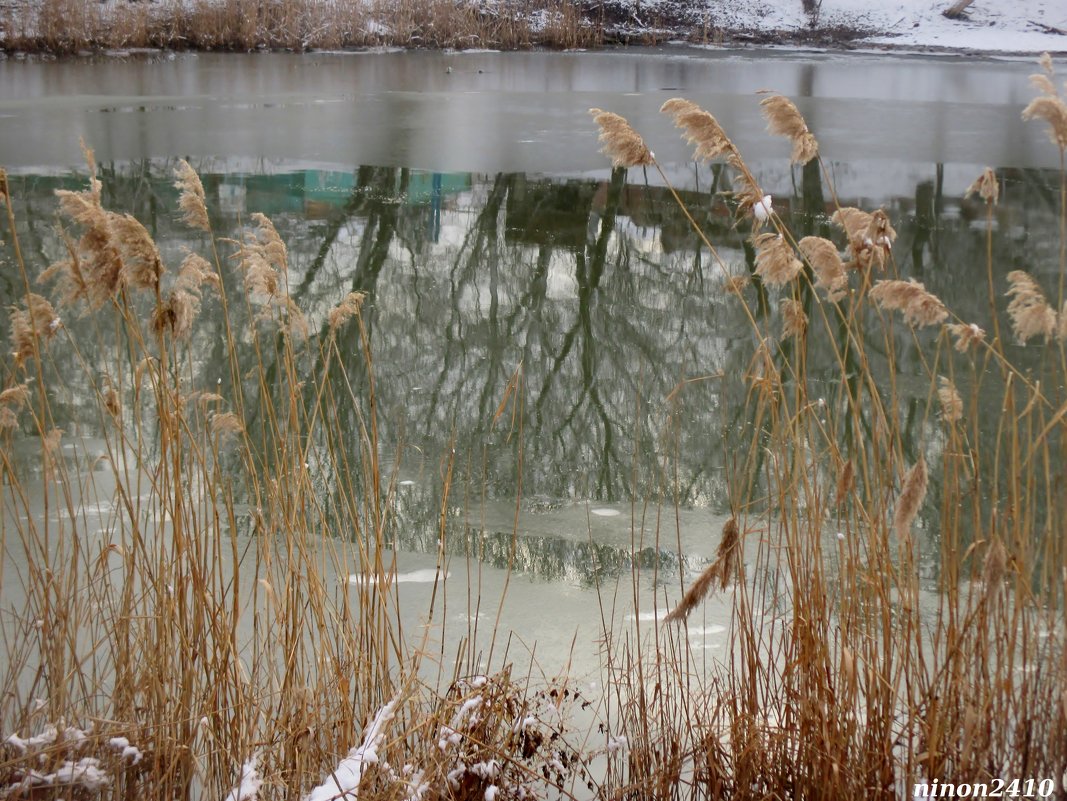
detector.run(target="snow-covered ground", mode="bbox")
[621,0,1067,55]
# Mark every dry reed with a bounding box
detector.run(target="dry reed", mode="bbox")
[1005,270,1057,343]
[588,108,654,169]
[798,235,848,301]
[869,278,949,327]
[759,93,818,165]
[752,233,802,288]
[662,518,740,623]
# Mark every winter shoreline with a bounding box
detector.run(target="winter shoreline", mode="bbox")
[1,0,1065,58]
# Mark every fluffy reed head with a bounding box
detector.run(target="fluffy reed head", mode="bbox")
[869,279,948,328]
[798,236,847,301]
[1022,96,1067,151]
[1005,270,1057,343]
[893,456,928,545]
[328,291,368,331]
[831,206,894,271]
[753,233,802,288]
[0,384,30,431]
[946,322,986,353]
[660,98,734,162]
[780,298,807,339]
[174,159,210,231]
[965,168,1000,204]
[9,294,61,366]
[937,376,963,424]
[662,517,741,624]
[49,185,124,310]
[112,212,164,293]
[1023,53,1067,150]
[588,108,654,168]
[759,94,818,165]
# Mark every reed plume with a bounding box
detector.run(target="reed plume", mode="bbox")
[210,411,244,444]
[892,456,927,544]
[869,279,948,327]
[1022,96,1067,151]
[964,169,999,207]
[722,275,750,295]
[831,206,895,270]
[112,212,164,293]
[945,322,986,352]
[1005,270,1057,343]
[759,94,818,165]
[328,291,368,331]
[937,377,963,423]
[780,298,807,339]
[663,518,740,624]
[0,384,30,431]
[588,108,654,168]
[753,233,802,288]
[50,188,123,310]
[834,459,854,509]
[660,98,733,162]
[1022,53,1067,150]
[798,236,847,301]
[174,159,210,231]
[9,294,61,366]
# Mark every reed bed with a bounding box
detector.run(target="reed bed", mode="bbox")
[1,54,1067,801]
[591,56,1067,800]
[0,0,601,54]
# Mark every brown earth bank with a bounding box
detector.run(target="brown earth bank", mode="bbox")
[0,0,880,56]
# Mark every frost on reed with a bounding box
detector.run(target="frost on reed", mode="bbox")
[869,279,948,328]
[753,233,802,288]
[798,236,848,301]
[663,517,741,623]
[1005,270,1057,343]
[759,94,818,165]
[588,109,654,168]
[1022,53,1067,151]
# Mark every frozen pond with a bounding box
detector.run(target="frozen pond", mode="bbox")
[1,47,1063,682]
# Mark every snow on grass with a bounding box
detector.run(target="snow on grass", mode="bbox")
[304,701,396,801]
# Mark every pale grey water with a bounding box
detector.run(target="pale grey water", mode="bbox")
[0,47,1059,173]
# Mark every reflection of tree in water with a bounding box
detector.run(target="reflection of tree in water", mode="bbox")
[3,160,1064,523]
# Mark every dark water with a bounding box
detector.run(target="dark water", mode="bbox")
[1,49,1064,595]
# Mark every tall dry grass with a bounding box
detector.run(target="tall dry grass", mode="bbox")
[591,55,1067,800]
[0,151,599,799]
